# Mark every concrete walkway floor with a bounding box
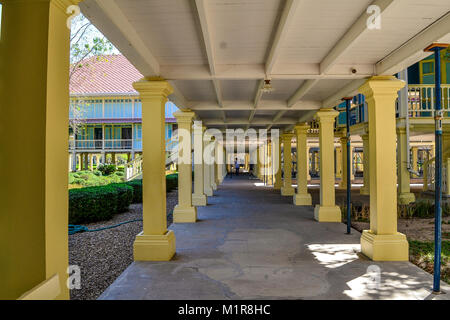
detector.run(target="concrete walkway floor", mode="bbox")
[100,175,450,300]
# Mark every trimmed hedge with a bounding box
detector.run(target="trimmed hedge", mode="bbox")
[126,179,143,203]
[69,185,119,224]
[69,174,179,224]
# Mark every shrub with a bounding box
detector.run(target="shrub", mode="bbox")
[97,164,116,176]
[166,173,178,192]
[110,183,133,212]
[93,170,102,176]
[69,185,119,224]
[126,179,142,203]
[115,171,124,177]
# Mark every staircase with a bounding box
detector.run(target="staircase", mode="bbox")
[124,136,179,181]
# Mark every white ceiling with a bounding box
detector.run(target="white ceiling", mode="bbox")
[81,0,450,131]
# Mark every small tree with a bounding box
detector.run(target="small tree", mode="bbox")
[69,13,117,136]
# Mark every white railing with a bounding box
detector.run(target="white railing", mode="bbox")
[69,139,138,150]
[423,154,448,194]
[408,85,450,118]
[125,155,143,181]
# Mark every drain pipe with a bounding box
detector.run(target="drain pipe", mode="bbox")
[343,97,353,235]
[398,69,421,177]
[425,43,446,294]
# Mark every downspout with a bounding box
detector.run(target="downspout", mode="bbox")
[398,69,421,177]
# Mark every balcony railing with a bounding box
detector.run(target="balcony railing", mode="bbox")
[407,84,450,118]
[69,139,138,151]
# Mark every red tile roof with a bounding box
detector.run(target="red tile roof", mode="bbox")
[70,55,142,96]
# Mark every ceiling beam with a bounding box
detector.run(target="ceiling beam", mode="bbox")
[85,0,188,109]
[376,11,450,75]
[190,100,321,111]
[265,0,302,75]
[194,0,225,125]
[320,0,395,75]
[204,118,298,126]
[160,63,374,80]
[287,0,395,108]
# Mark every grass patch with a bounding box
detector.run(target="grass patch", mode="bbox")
[409,240,450,285]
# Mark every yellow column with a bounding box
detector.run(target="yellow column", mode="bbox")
[338,135,348,189]
[335,146,342,179]
[267,140,273,185]
[274,137,283,189]
[314,109,340,222]
[281,133,295,196]
[256,146,260,179]
[192,122,207,206]
[397,127,415,204]
[360,133,370,195]
[411,147,418,178]
[0,0,79,300]
[111,153,116,165]
[359,76,408,261]
[132,79,175,261]
[211,138,217,190]
[203,131,214,197]
[307,146,311,181]
[293,124,312,205]
[217,144,224,184]
[215,142,221,185]
[173,111,197,223]
[89,154,94,171]
[350,145,355,181]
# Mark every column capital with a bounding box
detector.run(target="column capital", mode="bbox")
[132,79,173,100]
[174,110,195,123]
[281,132,294,141]
[396,126,407,134]
[315,108,339,122]
[358,76,405,99]
[294,123,310,135]
[193,121,206,132]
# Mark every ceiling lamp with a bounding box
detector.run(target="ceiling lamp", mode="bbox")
[261,79,274,93]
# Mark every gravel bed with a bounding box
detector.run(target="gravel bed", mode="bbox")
[69,189,178,300]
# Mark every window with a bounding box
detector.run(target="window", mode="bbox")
[420,60,435,84]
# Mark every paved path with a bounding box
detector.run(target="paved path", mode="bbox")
[100,175,450,300]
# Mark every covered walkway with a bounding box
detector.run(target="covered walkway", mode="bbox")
[100,176,450,300]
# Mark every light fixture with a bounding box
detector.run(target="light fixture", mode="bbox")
[261,79,274,93]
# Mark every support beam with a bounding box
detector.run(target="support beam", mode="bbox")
[132,79,175,261]
[173,111,197,223]
[0,0,77,300]
[281,133,295,196]
[314,109,341,222]
[293,124,312,205]
[192,122,207,206]
[359,76,408,261]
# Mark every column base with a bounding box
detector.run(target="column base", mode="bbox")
[360,230,409,261]
[360,186,369,195]
[293,193,312,206]
[314,205,341,222]
[281,186,295,196]
[398,192,415,204]
[133,230,176,261]
[173,205,197,223]
[192,193,207,206]
[274,183,282,190]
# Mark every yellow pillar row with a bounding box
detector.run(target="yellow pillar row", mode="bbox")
[293,124,312,205]
[281,133,295,196]
[335,146,342,179]
[173,111,197,223]
[314,109,340,222]
[359,76,408,261]
[132,79,175,261]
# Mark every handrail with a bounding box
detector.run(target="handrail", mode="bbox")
[423,149,450,193]
[125,155,143,181]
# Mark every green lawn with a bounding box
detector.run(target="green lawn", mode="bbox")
[409,240,450,284]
